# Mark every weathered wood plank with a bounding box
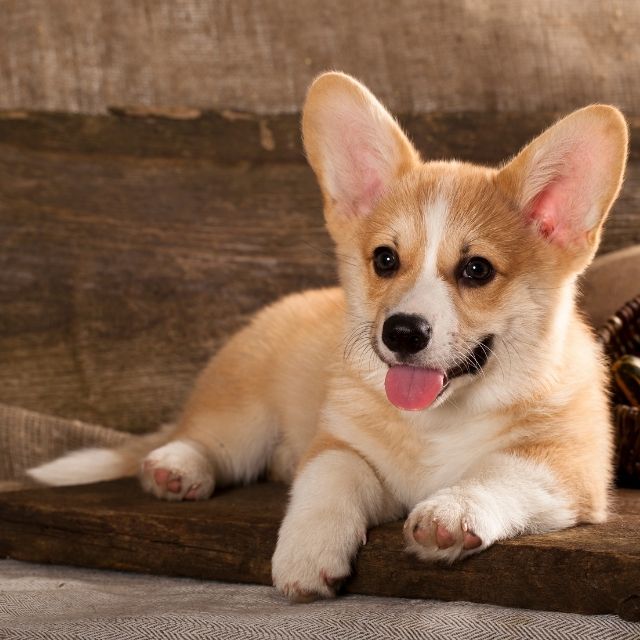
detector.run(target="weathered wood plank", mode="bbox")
[0,481,638,620]
[1,112,639,430]
[1,110,640,164]
[0,145,331,430]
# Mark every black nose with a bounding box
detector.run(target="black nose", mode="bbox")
[382,314,431,356]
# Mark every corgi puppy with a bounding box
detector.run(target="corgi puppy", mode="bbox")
[29,72,628,602]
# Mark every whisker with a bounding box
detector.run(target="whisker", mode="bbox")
[478,340,506,381]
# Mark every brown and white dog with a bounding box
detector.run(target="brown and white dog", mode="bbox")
[30,72,628,601]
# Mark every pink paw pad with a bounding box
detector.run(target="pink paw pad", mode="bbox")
[166,478,182,493]
[462,520,482,550]
[412,523,431,546]
[463,531,482,550]
[151,467,182,494]
[153,468,170,487]
[435,523,456,549]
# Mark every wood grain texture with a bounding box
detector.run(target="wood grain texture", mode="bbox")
[0,480,639,620]
[1,111,639,431]
[1,0,640,115]
[0,145,331,430]
[2,109,640,165]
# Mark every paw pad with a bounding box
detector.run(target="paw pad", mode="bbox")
[404,493,487,561]
[139,441,214,501]
[463,531,482,550]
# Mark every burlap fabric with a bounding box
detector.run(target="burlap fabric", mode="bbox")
[0,404,128,493]
[1,0,639,116]
[2,560,639,639]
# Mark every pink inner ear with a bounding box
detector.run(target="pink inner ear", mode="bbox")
[329,108,396,218]
[528,180,565,242]
[337,134,387,217]
[525,150,595,248]
[350,162,383,216]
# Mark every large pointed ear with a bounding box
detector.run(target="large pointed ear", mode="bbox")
[302,72,420,234]
[497,105,628,268]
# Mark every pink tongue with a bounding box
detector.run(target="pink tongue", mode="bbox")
[384,366,445,411]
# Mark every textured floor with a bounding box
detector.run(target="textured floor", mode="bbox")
[1,560,639,640]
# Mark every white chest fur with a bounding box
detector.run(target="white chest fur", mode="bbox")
[325,400,513,510]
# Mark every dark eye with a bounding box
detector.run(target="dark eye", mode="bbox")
[460,257,495,286]
[373,246,399,277]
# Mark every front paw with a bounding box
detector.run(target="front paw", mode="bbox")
[404,488,488,563]
[271,525,362,602]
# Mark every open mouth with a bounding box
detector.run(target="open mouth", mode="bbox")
[444,334,495,384]
[382,334,495,411]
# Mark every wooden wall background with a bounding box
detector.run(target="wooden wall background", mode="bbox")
[1,1,639,432]
[1,0,639,115]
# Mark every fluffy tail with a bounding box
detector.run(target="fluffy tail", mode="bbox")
[26,424,174,487]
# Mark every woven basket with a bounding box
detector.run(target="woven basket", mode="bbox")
[597,294,640,487]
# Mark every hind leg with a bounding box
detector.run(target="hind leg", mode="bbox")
[139,400,274,502]
[139,322,279,501]
[138,289,342,502]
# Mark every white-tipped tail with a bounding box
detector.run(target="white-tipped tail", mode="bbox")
[27,448,135,486]
[27,425,174,487]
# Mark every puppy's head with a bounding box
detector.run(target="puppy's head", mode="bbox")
[303,72,628,411]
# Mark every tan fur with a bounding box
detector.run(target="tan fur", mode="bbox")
[29,72,629,601]
[172,286,346,485]
[297,432,356,474]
